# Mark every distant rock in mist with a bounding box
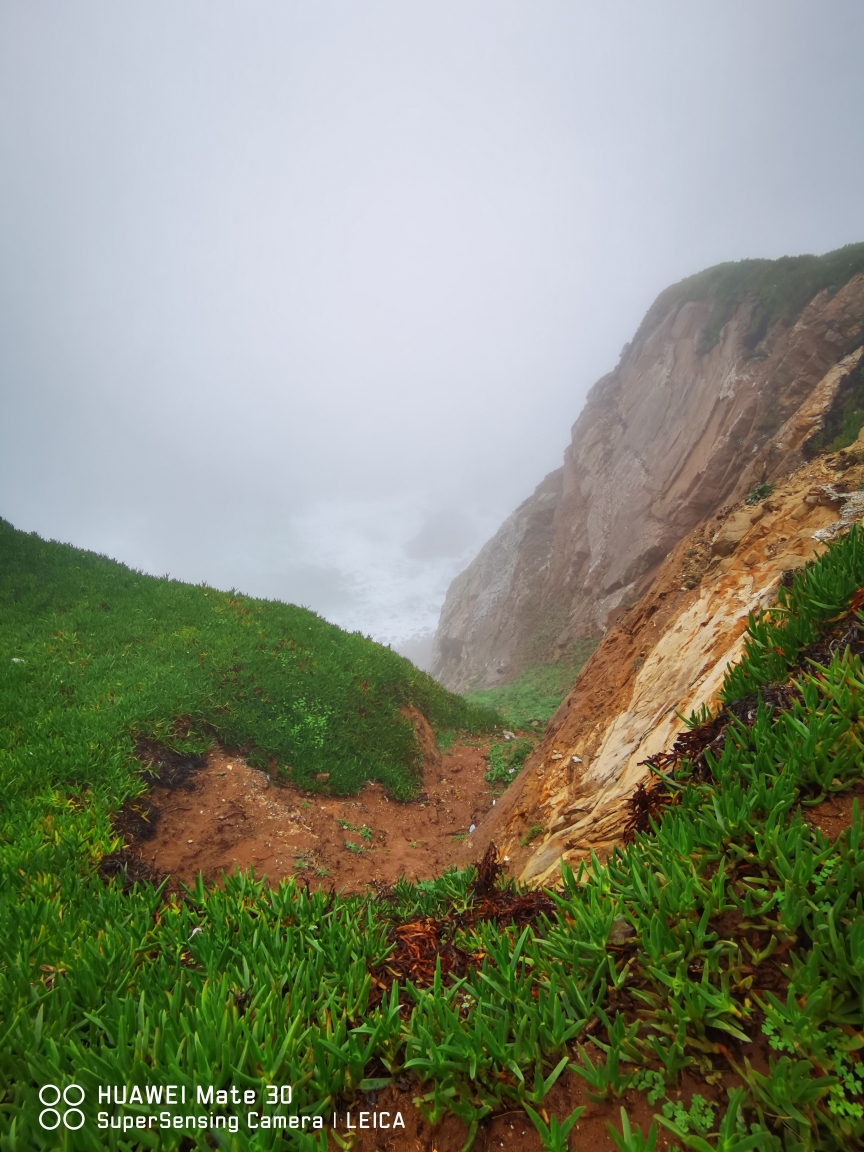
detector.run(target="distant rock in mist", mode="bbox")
[396,631,435,671]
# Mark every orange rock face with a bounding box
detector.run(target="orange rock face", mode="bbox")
[457,445,864,887]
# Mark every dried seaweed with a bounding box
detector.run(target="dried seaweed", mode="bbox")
[111,796,161,842]
[369,846,555,1002]
[621,777,680,842]
[632,681,803,799]
[471,841,503,896]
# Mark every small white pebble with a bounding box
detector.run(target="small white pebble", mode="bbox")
[187,839,193,844]
[468,823,476,833]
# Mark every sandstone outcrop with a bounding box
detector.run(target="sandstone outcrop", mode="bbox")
[431,261,864,693]
[456,438,864,886]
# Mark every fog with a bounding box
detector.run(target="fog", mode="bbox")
[2,2,863,662]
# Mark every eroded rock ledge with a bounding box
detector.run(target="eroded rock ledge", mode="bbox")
[458,432,864,886]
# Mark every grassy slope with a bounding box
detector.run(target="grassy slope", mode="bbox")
[632,241,864,355]
[0,519,497,814]
[466,641,598,729]
[5,523,864,1149]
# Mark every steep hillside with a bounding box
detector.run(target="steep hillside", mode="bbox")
[432,244,864,693]
[0,519,496,811]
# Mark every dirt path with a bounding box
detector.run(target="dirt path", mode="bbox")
[131,738,509,893]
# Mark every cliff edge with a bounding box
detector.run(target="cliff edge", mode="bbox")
[431,246,864,693]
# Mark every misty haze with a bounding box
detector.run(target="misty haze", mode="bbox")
[2,2,864,666]
[7,5,864,1144]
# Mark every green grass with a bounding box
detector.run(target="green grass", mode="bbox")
[337,821,373,843]
[5,520,864,1149]
[431,726,458,752]
[632,241,864,355]
[466,641,597,729]
[746,482,775,506]
[0,518,497,810]
[805,358,864,455]
[484,738,533,793]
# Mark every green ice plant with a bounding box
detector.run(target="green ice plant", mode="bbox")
[522,1055,570,1105]
[569,1040,635,1102]
[606,1108,658,1152]
[740,1055,837,1143]
[524,1104,585,1152]
[8,521,864,1148]
[720,523,864,703]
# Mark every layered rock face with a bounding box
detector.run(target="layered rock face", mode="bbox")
[455,427,864,887]
[431,271,864,693]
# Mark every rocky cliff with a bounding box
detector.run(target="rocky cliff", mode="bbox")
[431,248,864,693]
[456,427,864,886]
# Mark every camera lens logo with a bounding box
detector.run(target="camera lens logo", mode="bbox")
[39,1084,85,1130]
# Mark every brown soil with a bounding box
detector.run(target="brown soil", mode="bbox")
[803,779,864,841]
[348,1057,772,1152]
[121,737,514,894]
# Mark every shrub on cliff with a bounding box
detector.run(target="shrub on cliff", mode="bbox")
[633,240,864,356]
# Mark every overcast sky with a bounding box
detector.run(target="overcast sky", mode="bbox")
[2,2,863,662]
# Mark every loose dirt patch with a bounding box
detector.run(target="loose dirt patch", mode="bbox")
[123,738,510,893]
[803,779,864,841]
[348,1064,744,1152]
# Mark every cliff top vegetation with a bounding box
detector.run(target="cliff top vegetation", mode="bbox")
[633,241,864,357]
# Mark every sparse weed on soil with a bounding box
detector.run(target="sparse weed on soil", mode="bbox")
[805,357,864,456]
[520,822,547,848]
[485,737,533,792]
[745,482,774,506]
